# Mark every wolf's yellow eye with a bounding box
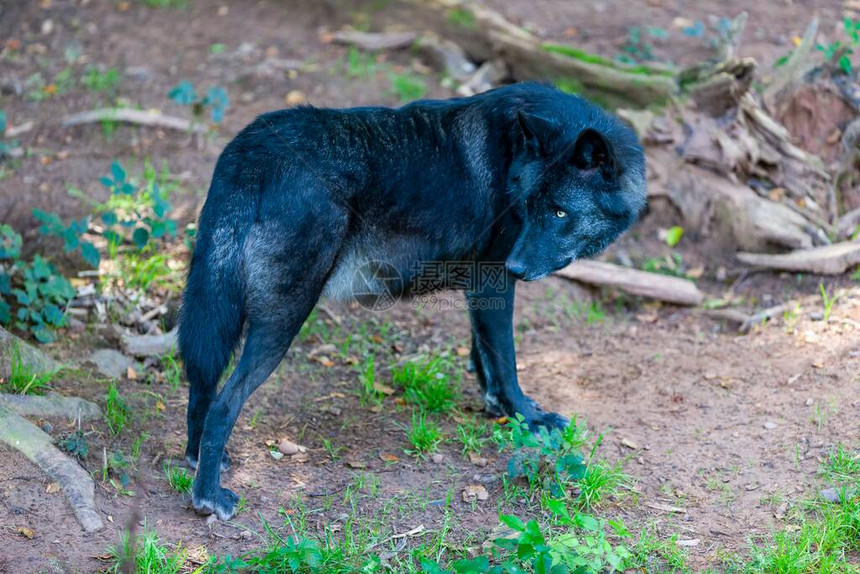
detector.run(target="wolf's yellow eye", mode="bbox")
[555,210,567,219]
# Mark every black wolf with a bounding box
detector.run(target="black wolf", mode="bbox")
[179,82,646,519]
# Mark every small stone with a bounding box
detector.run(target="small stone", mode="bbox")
[206,514,218,526]
[462,484,489,502]
[810,311,824,321]
[277,439,307,456]
[431,453,445,464]
[819,486,856,503]
[41,20,53,35]
[240,530,253,540]
[86,349,136,379]
[763,421,778,430]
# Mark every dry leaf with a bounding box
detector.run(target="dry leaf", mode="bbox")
[126,366,138,380]
[155,400,166,412]
[346,460,366,469]
[17,526,35,539]
[45,482,60,494]
[372,382,395,395]
[379,453,399,463]
[455,347,470,357]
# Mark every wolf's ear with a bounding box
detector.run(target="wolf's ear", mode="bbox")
[572,128,616,175]
[517,110,558,154]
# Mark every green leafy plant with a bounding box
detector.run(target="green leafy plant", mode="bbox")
[391,356,459,412]
[62,430,89,459]
[501,414,589,497]
[0,224,76,342]
[36,160,179,275]
[422,509,632,573]
[105,382,129,436]
[168,81,229,123]
[817,18,860,76]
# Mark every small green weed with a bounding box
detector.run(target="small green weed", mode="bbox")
[389,72,426,103]
[160,347,182,391]
[819,283,839,321]
[105,382,129,436]
[81,67,122,97]
[164,462,193,494]
[62,430,89,459]
[405,410,443,458]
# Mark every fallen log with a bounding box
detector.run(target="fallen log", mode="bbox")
[392,0,678,108]
[122,327,177,357]
[737,241,860,275]
[555,261,704,306]
[62,108,206,133]
[329,30,418,51]
[0,404,103,532]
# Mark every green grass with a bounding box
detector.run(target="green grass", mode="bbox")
[81,67,122,96]
[105,381,129,435]
[405,410,443,458]
[160,347,182,392]
[577,458,628,509]
[389,72,427,103]
[109,526,190,574]
[4,344,55,395]
[731,444,860,573]
[456,417,490,456]
[391,356,459,412]
[163,462,193,494]
[358,355,382,406]
[140,0,188,8]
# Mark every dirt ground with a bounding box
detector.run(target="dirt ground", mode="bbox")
[0,0,857,572]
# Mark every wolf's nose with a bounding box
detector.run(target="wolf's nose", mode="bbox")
[506,260,527,280]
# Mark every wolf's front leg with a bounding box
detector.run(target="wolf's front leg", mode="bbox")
[466,279,568,430]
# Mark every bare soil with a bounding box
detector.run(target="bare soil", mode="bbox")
[0,0,857,572]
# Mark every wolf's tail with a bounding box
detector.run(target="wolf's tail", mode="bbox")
[178,173,250,391]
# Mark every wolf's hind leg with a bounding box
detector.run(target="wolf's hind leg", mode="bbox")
[191,214,344,520]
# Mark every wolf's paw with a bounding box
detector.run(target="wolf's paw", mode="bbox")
[192,486,239,521]
[185,449,232,473]
[525,410,569,430]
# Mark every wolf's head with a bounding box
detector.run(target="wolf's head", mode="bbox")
[504,87,646,282]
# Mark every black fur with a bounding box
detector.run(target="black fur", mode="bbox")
[179,82,646,519]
